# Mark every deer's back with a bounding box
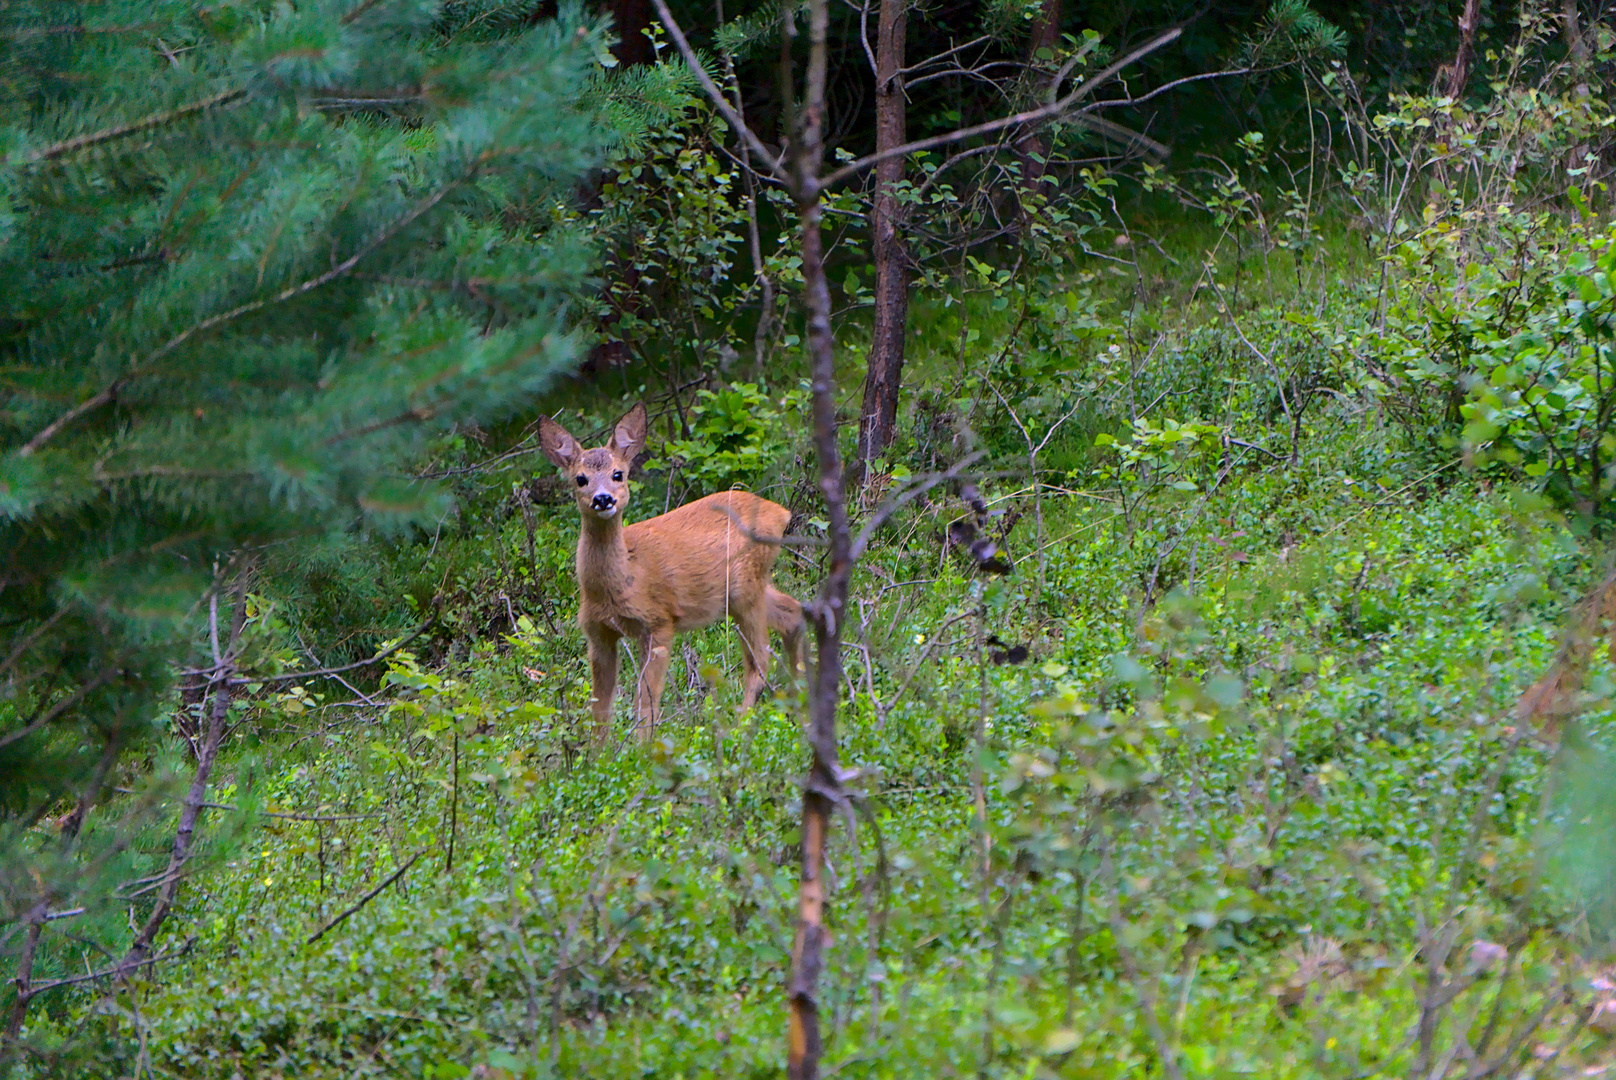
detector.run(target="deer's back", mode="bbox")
[622,492,790,631]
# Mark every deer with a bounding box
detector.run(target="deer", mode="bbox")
[537,403,808,741]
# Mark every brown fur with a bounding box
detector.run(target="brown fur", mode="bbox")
[538,403,807,741]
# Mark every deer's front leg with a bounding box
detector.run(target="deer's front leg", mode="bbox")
[584,624,621,743]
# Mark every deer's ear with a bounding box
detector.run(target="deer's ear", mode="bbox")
[612,403,647,463]
[538,414,581,470]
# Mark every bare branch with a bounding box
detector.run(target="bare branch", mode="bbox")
[0,608,68,681]
[714,505,830,548]
[306,851,423,945]
[117,565,250,979]
[903,60,1030,90]
[0,668,117,752]
[850,452,985,561]
[1045,34,1104,102]
[647,0,790,184]
[183,617,432,684]
[25,939,195,995]
[881,610,976,714]
[913,142,1008,200]
[819,27,1182,189]
[1085,66,1254,112]
[856,0,877,77]
[897,35,993,75]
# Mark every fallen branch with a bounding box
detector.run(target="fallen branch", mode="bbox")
[25,938,196,995]
[179,618,433,684]
[882,610,977,715]
[306,851,423,945]
[850,453,986,561]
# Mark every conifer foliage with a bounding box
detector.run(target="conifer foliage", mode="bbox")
[0,0,604,1047]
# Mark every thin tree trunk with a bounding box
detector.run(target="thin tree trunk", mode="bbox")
[1564,0,1589,66]
[1440,0,1484,100]
[4,902,46,1043]
[1564,0,1591,173]
[585,0,656,375]
[714,0,778,381]
[118,566,249,978]
[854,0,909,477]
[644,2,1182,1074]
[787,0,852,1073]
[5,713,126,1039]
[611,0,655,67]
[1015,0,1063,192]
[582,0,653,373]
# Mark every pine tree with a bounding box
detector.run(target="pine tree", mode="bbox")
[0,0,605,1053]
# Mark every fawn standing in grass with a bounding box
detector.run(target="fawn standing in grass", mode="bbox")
[538,403,808,741]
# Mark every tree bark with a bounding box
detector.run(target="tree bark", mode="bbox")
[610,0,655,67]
[786,0,852,1075]
[1563,0,1589,67]
[1440,0,1484,100]
[4,715,126,1040]
[854,0,910,476]
[117,568,248,979]
[1015,0,1063,191]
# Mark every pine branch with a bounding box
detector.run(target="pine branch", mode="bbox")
[28,89,249,163]
[17,157,485,458]
[0,668,117,751]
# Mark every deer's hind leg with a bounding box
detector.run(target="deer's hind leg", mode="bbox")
[766,585,807,684]
[633,625,676,739]
[733,596,772,711]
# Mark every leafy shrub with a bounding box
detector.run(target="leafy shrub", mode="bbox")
[1459,220,1616,525]
[659,382,807,495]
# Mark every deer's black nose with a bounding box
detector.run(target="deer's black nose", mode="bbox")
[592,492,616,511]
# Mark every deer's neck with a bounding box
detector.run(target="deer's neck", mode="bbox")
[576,517,631,609]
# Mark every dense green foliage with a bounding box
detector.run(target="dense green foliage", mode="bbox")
[9,0,1616,1077]
[0,0,607,1062]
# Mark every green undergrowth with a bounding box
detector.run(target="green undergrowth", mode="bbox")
[39,465,1612,1077]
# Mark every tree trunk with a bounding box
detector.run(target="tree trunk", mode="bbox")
[1563,0,1591,174]
[854,0,909,477]
[611,0,654,67]
[786,0,851,1075]
[1015,0,1063,191]
[118,569,248,979]
[1563,0,1589,67]
[4,733,129,1041]
[582,0,656,375]
[1440,0,1484,100]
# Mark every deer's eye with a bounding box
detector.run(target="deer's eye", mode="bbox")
[575,475,587,487]
[612,470,624,482]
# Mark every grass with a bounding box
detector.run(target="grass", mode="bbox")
[17,193,1616,1078]
[28,432,1604,1077]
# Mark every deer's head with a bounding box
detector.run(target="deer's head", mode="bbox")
[538,403,648,524]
